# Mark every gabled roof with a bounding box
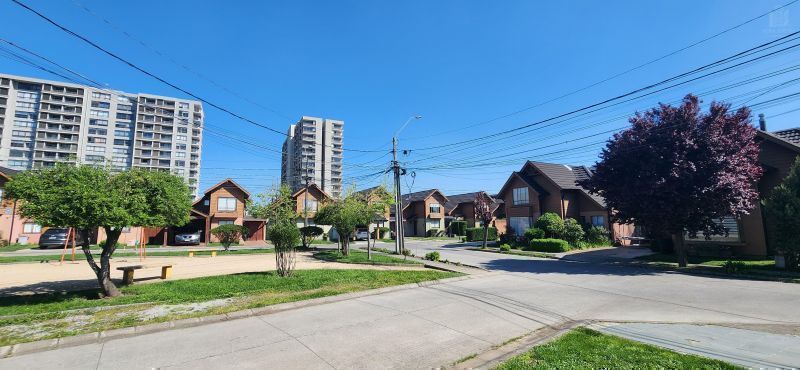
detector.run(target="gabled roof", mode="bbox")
[389,189,448,216]
[0,166,19,181]
[444,191,501,214]
[772,128,800,147]
[522,161,606,208]
[496,171,550,199]
[292,183,333,200]
[192,178,251,206]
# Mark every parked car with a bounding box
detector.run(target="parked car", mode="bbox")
[38,228,87,249]
[174,231,201,246]
[355,229,370,241]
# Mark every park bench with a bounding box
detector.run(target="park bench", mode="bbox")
[117,264,173,284]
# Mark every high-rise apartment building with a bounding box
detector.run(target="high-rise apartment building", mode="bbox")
[281,116,343,198]
[0,73,204,196]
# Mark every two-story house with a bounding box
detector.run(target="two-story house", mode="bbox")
[0,166,44,245]
[292,184,333,232]
[444,191,506,235]
[390,189,449,237]
[496,161,611,236]
[190,178,265,245]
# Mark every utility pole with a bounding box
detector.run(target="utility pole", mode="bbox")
[392,137,403,254]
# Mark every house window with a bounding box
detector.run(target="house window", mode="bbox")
[512,187,529,205]
[427,219,441,230]
[203,199,210,206]
[23,223,41,233]
[686,216,740,242]
[429,203,441,213]
[217,197,236,212]
[218,220,234,225]
[591,215,605,227]
[509,217,533,236]
[303,199,318,212]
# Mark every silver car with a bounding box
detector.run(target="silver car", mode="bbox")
[174,232,201,245]
[355,229,369,241]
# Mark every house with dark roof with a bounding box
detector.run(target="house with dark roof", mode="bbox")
[389,189,449,237]
[444,191,506,235]
[496,161,618,237]
[292,183,333,232]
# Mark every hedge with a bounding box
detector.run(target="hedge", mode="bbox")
[525,238,571,253]
[465,227,497,242]
[450,221,467,236]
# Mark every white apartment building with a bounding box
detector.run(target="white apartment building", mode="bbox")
[281,116,343,198]
[0,73,203,196]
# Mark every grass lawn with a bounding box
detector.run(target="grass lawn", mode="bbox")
[0,248,274,264]
[310,239,335,245]
[0,244,38,252]
[313,249,421,265]
[495,328,739,369]
[637,253,776,269]
[0,269,458,346]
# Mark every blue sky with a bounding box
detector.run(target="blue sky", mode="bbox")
[1,0,799,196]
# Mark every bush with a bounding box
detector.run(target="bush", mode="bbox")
[562,218,585,246]
[585,226,611,245]
[373,227,390,239]
[465,227,497,242]
[424,251,440,261]
[534,213,565,238]
[98,240,125,249]
[401,248,412,260]
[211,224,248,251]
[525,238,571,253]
[427,228,440,237]
[450,221,467,236]
[299,226,324,246]
[723,260,749,274]
[524,227,545,241]
[499,244,511,252]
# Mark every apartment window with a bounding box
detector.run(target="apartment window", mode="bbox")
[11,141,32,149]
[13,120,35,128]
[9,150,30,158]
[178,110,189,118]
[8,160,28,168]
[178,102,189,109]
[115,130,131,138]
[175,160,186,167]
[90,109,109,117]
[113,148,130,155]
[23,223,42,234]
[90,119,108,126]
[303,199,318,212]
[15,111,36,119]
[217,197,236,212]
[176,135,187,141]
[218,220,234,226]
[88,137,107,144]
[12,130,32,138]
[16,101,35,109]
[86,145,105,153]
[176,152,186,158]
[117,104,132,111]
[91,101,110,109]
[114,139,131,146]
[92,92,111,100]
[512,187,529,205]
[429,203,441,213]
[686,216,740,242]
[88,128,107,135]
[116,113,133,120]
[142,132,154,139]
[176,144,187,150]
[112,157,127,164]
[509,217,533,236]
[84,155,104,162]
[177,127,187,134]
[17,91,38,99]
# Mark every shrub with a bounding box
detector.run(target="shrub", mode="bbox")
[424,251,440,261]
[427,228,440,237]
[499,244,511,252]
[373,227,390,239]
[585,226,611,245]
[460,237,466,243]
[98,240,125,249]
[723,260,749,274]
[534,213,565,238]
[211,224,248,251]
[562,218,585,246]
[450,221,467,236]
[299,226,324,246]
[524,227,545,241]
[401,248,412,260]
[525,238,571,253]
[465,227,497,242]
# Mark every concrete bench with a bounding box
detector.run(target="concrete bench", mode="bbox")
[188,250,217,257]
[117,264,174,284]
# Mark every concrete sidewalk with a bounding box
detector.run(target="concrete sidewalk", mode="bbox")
[596,323,800,369]
[3,261,800,369]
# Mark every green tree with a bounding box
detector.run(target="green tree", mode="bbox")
[534,213,565,238]
[299,226,324,246]
[210,224,248,251]
[765,157,800,270]
[5,165,190,297]
[562,218,585,246]
[251,185,299,276]
[315,190,374,256]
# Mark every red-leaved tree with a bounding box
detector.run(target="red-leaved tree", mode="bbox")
[474,192,495,249]
[580,95,763,267]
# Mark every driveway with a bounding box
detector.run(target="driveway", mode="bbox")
[3,238,799,369]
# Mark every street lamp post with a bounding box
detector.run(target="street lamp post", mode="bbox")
[392,115,422,254]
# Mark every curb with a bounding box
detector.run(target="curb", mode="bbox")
[601,260,800,284]
[0,274,478,359]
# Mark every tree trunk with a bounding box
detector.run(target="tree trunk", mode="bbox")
[482,224,489,249]
[83,227,121,298]
[671,232,688,268]
[342,237,350,256]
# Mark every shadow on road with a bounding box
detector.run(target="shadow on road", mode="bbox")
[481,257,660,277]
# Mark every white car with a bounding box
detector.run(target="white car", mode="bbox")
[355,230,370,241]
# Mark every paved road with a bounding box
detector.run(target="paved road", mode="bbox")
[3,240,799,369]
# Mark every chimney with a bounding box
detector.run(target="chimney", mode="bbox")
[759,113,767,131]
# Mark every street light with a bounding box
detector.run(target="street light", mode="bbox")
[393,115,422,254]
